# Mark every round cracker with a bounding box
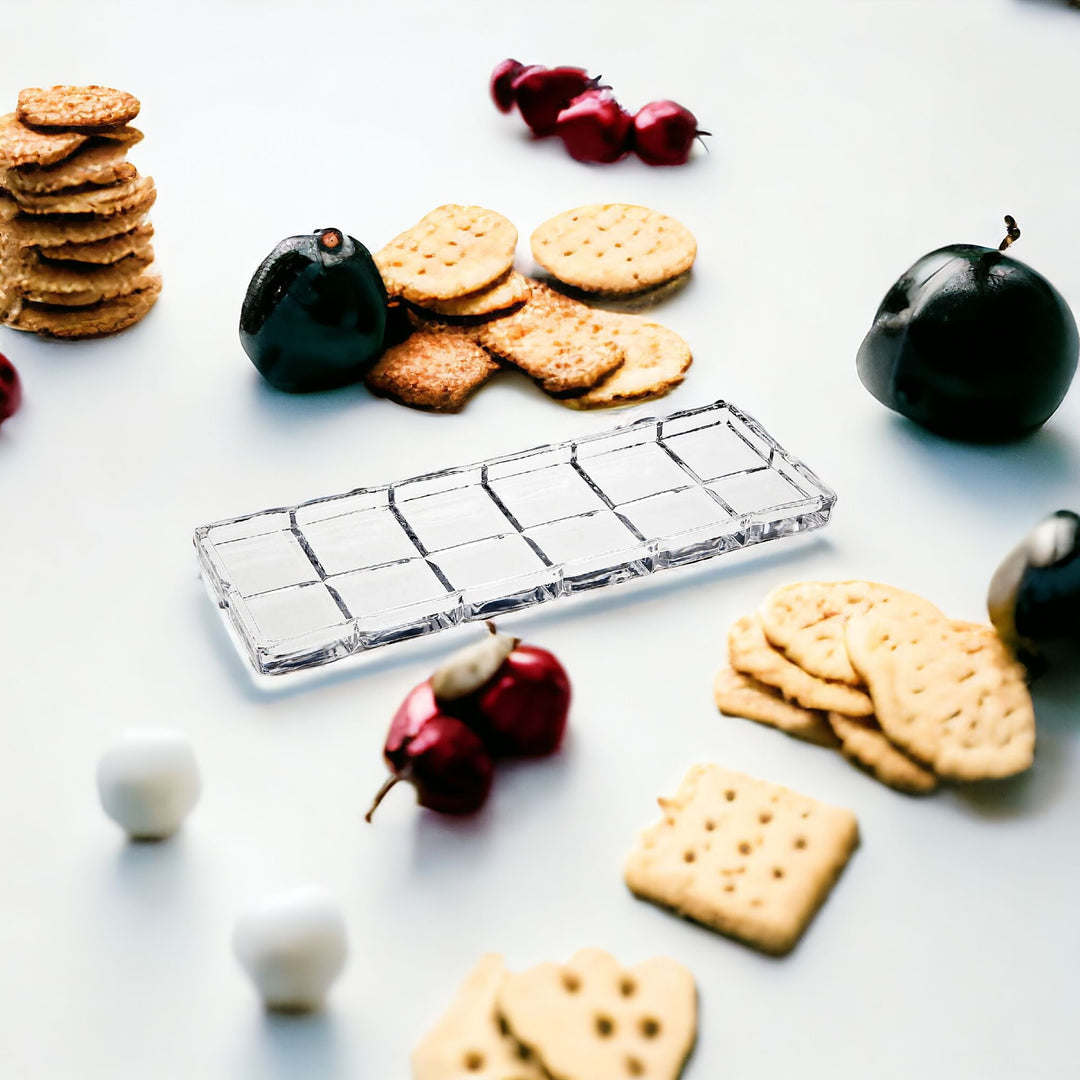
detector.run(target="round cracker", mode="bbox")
[826,712,938,795]
[374,204,517,303]
[10,174,155,216]
[17,86,140,130]
[565,316,691,409]
[760,581,943,686]
[3,275,161,338]
[0,113,86,169]
[531,203,696,294]
[415,270,531,318]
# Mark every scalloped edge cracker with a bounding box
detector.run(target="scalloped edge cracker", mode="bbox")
[713,666,838,747]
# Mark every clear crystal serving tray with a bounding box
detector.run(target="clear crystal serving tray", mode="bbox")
[194,401,836,675]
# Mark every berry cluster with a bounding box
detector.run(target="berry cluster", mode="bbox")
[491,59,708,166]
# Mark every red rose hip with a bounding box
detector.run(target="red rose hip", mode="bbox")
[490,58,526,113]
[0,353,21,426]
[512,66,598,136]
[632,100,708,166]
[555,90,633,164]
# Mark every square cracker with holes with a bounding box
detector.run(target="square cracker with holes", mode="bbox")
[411,953,544,1080]
[625,763,858,955]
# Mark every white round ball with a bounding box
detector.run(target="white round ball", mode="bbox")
[232,886,348,1012]
[96,729,201,840]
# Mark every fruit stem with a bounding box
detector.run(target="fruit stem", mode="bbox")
[695,130,712,153]
[318,228,343,252]
[364,775,399,822]
[484,619,521,650]
[998,214,1021,252]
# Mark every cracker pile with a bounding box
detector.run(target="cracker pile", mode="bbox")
[0,86,160,339]
[412,950,697,1080]
[366,202,694,412]
[714,581,1037,794]
[625,763,859,955]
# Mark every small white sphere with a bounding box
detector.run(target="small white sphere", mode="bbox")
[232,886,348,1012]
[96,729,201,840]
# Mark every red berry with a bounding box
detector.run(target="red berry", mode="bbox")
[367,683,495,820]
[632,100,707,166]
[0,353,21,426]
[512,66,597,136]
[555,91,633,164]
[490,58,525,113]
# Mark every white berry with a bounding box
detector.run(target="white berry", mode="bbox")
[96,729,201,840]
[232,887,348,1012]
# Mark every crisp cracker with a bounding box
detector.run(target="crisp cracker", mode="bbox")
[365,325,500,411]
[564,316,691,409]
[844,614,1035,781]
[417,271,531,319]
[475,282,625,394]
[728,613,874,717]
[16,85,140,130]
[412,954,545,1080]
[760,581,943,686]
[3,275,161,338]
[713,666,838,747]
[1,193,155,247]
[34,223,154,264]
[9,174,155,216]
[531,204,696,295]
[826,712,938,795]
[4,141,134,196]
[625,763,859,956]
[497,949,696,1080]
[375,205,517,303]
[0,113,87,169]
[13,253,155,306]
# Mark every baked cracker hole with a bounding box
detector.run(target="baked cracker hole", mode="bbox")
[562,972,581,993]
[640,1017,661,1039]
[620,976,637,997]
[464,1051,485,1071]
[596,1015,616,1037]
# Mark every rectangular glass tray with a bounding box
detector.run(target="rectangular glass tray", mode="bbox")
[194,400,836,675]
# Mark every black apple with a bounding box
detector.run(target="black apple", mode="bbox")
[857,222,1079,442]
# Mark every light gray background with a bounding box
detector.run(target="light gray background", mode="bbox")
[2,1,1078,1077]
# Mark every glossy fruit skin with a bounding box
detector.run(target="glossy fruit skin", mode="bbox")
[240,228,387,393]
[555,91,633,164]
[513,66,595,136]
[490,58,525,113]
[857,245,1079,442]
[0,353,22,426]
[374,682,495,816]
[632,100,702,166]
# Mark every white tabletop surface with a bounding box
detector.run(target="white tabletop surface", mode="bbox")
[3,1,1080,1077]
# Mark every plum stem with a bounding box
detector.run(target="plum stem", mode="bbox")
[695,130,712,152]
[364,775,399,822]
[998,215,1021,252]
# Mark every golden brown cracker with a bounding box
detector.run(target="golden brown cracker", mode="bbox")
[5,141,134,196]
[531,204,696,295]
[826,712,938,795]
[625,764,858,956]
[3,275,161,338]
[0,113,86,169]
[375,204,517,303]
[844,614,1035,782]
[1,192,155,248]
[760,581,943,686]
[9,174,155,216]
[34,223,153,264]
[13,253,156,306]
[497,949,697,1080]
[417,271,531,319]
[564,316,691,409]
[16,85,140,130]
[713,666,839,747]
[474,282,625,394]
[728,613,874,717]
[365,326,500,411]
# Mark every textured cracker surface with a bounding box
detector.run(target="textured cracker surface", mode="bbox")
[0,113,86,168]
[411,954,544,1080]
[8,174,155,216]
[564,316,691,408]
[625,763,859,955]
[713,666,838,747]
[475,282,625,393]
[728,613,874,716]
[1,194,155,247]
[375,205,517,303]
[365,326,500,411]
[826,712,938,795]
[36,223,154,264]
[417,271,531,318]
[497,949,696,1080]
[13,253,155,306]
[17,85,140,130]
[845,614,1035,781]
[531,204,696,294]
[3,275,160,338]
[761,581,943,686]
[5,141,133,195]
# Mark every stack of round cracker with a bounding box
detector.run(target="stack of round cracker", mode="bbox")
[0,86,160,339]
[366,202,694,412]
[714,581,1037,794]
